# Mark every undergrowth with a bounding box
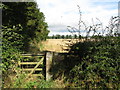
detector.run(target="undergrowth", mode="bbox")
[11,73,55,88]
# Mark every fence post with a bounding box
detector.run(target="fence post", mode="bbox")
[46,52,53,81]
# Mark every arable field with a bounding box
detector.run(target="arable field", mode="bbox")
[42,39,67,52]
[41,39,79,52]
[41,39,87,52]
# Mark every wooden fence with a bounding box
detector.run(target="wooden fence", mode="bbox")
[18,52,53,81]
[18,53,45,78]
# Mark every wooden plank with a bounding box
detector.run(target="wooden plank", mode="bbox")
[22,68,42,71]
[21,56,44,57]
[21,54,44,56]
[27,57,44,78]
[19,62,43,65]
[18,61,21,66]
[32,74,43,77]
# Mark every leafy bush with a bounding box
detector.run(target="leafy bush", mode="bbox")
[13,73,26,88]
[68,36,120,88]
[24,79,54,88]
[2,25,23,73]
[37,79,54,88]
[11,72,54,88]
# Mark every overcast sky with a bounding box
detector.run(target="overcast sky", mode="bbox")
[36,0,119,36]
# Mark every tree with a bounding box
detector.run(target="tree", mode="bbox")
[2,1,49,73]
[56,34,61,39]
[78,35,82,39]
[2,2,49,52]
[65,35,69,39]
[74,34,77,39]
[52,35,55,39]
[61,35,65,39]
[69,35,72,39]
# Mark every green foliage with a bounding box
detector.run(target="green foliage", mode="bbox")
[13,75,54,88]
[2,1,49,72]
[65,8,120,88]
[49,34,74,39]
[2,25,23,72]
[2,2,49,52]
[68,36,120,88]
[2,25,23,49]
[24,80,38,88]
[2,2,50,87]
[13,73,26,88]
[36,79,54,88]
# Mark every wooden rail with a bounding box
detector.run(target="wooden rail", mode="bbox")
[18,52,55,81]
[19,53,45,78]
[22,68,42,71]
[27,57,44,78]
[21,54,45,56]
[19,62,42,65]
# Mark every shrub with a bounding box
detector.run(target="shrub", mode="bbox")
[68,36,120,88]
[24,79,54,88]
[2,25,24,73]
[13,73,26,88]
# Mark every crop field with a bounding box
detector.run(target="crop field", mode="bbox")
[41,39,86,52]
[42,39,68,52]
[42,39,72,52]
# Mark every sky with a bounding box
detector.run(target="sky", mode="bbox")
[36,0,119,36]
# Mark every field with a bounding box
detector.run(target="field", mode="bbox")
[41,39,80,52]
[41,39,91,52]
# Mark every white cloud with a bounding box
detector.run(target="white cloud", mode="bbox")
[49,32,72,36]
[36,0,119,36]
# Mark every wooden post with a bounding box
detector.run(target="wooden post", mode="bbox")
[46,52,53,81]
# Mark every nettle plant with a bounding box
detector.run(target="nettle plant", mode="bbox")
[67,6,120,88]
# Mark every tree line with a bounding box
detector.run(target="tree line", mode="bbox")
[48,34,111,39]
[48,34,82,39]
